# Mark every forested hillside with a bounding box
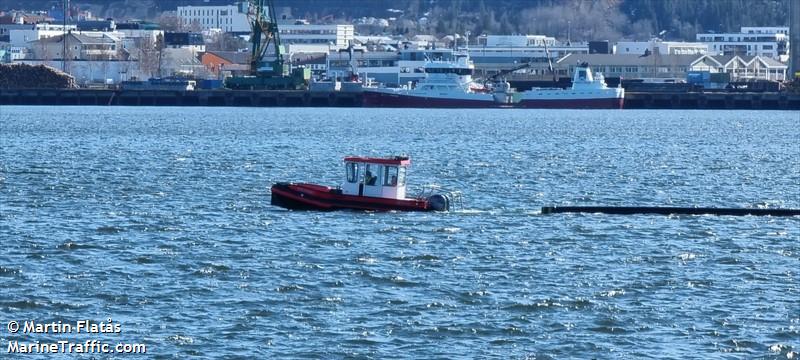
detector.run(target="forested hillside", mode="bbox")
[1,0,790,41]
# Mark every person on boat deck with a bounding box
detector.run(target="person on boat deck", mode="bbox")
[365,171,377,186]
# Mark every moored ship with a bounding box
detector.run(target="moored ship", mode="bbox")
[515,62,625,109]
[362,55,624,109]
[361,53,506,108]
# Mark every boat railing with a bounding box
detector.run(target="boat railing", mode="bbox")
[415,184,440,199]
[445,191,464,211]
[416,185,464,211]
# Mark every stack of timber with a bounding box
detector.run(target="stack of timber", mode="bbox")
[0,63,77,89]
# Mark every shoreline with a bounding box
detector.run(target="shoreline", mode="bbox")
[1,88,799,110]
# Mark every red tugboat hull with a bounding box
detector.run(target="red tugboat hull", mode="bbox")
[271,183,431,211]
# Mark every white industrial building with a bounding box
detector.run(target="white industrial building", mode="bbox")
[696,27,789,60]
[177,2,253,33]
[558,53,787,82]
[7,23,77,47]
[740,27,789,35]
[259,23,356,58]
[176,2,354,52]
[279,24,354,50]
[615,39,709,56]
[29,32,121,61]
[470,34,589,76]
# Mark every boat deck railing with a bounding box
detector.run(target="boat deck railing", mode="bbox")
[416,185,464,211]
[445,191,464,211]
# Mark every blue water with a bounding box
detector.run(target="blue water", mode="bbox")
[1,106,798,358]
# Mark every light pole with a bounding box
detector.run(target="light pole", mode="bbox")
[62,0,68,73]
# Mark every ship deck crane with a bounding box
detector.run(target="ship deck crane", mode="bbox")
[483,40,558,87]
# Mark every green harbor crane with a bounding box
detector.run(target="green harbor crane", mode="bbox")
[225,0,310,90]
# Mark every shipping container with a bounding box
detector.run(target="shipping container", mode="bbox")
[709,72,731,83]
[686,71,711,84]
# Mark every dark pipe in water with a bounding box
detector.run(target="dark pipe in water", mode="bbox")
[541,206,800,217]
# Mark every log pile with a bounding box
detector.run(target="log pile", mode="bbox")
[0,63,77,89]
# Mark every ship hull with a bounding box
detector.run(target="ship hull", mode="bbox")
[271,183,431,211]
[362,90,500,108]
[363,90,624,109]
[517,97,624,109]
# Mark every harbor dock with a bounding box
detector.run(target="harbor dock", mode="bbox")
[1,88,798,110]
[0,89,362,107]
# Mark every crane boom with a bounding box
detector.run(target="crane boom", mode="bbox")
[488,62,532,83]
[267,0,284,72]
[248,0,285,75]
[225,0,310,89]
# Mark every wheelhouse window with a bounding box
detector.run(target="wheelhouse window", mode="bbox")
[346,162,359,183]
[383,166,399,186]
[365,164,380,186]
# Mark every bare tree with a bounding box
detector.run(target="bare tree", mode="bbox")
[157,13,183,32]
[63,34,75,75]
[37,39,51,66]
[100,60,109,84]
[135,36,161,78]
[516,0,627,42]
[184,20,204,32]
[155,33,164,78]
[159,12,204,32]
[206,32,248,52]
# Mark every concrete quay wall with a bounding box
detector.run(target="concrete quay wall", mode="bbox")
[0,89,798,110]
[0,89,362,107]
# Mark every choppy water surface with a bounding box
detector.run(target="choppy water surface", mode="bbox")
[1,106,798,358]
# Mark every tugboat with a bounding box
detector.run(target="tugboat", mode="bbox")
[270,156,461,211]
